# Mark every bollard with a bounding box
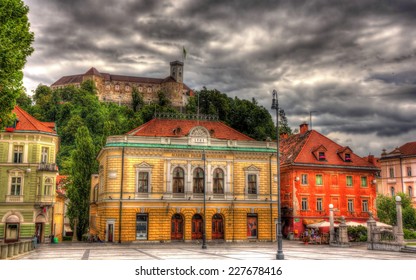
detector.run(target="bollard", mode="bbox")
[24,240,29,252]
[7,243,14,258]
[19,241,24,254]
[14,243,20,256]
[0,244,8,259]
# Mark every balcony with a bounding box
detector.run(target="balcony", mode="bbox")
[35,195,55,206]
[37,163,58,172]
[6,195,23,203]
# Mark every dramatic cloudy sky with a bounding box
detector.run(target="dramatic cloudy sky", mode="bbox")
[23,0,416,157]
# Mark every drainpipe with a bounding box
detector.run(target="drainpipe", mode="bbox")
[118,146,125,243]
[399,157,404,193]
[269,153,273,242]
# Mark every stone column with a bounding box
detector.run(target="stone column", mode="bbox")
[395,196,405,245]
[366,212,376,243]
[14,243,20,256]
[0,244,8,259]
[7,243,14,258]
[19,241,24,254]
[338,216,349,246]
[329,204,335,244]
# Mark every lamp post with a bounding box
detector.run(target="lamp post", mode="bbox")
[272,89,284,260]
[329,204,334,244]
[202,150,207,249]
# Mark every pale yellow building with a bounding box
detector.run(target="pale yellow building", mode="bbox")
[90,117,278,243]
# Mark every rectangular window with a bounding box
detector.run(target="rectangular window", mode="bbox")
[389,167,394,178]
[13,145,23,163]
[138,172,149,193]
[345,153,351,162]
[136,214,148,240]
[247,214,258,239]
[301,174,308,185]
[360,176,367,187]
[11,177,22,195]
[407,167,412,177]
[348,199,354,212]
[5,223,19,241]
[248,174,257,194]
[316,198,323,211]
[362,200,368,212]
[315,174,323,186]
[41,147,49,163]
[346,175,353,187]
[301,198,308,210]
[318,152,326,161]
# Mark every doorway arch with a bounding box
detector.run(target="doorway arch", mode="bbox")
[192,214,203,240]
[171,214,184,240]
[212,213,224,240]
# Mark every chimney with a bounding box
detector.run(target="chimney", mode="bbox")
[280,132,288,139]
[367,154,375,164]
[299,123,309,134]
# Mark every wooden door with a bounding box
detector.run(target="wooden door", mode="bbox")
[212,214,224,239]
[171,214,184,240]
[108,224,113,242]
[192,214,203,240]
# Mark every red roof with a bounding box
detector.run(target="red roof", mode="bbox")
[280,130,377,168]
[396,142,416,156]
[10,106,57,134]
[127,118,254,141]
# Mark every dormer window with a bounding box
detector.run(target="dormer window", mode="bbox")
[345,153,351,162]
[312,144,327,162]
[318,152,326,161]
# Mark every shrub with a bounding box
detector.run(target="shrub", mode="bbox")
[347,225,367,242]
[404,228,416,239]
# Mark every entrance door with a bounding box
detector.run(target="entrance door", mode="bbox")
[212,214,224,239]
[192,214,203,240]
[107,224,114,242]
[136,214,148,240]
[35,223,43,243]
[171,214,184,240]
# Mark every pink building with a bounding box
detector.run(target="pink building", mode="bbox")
[379,142,416,207]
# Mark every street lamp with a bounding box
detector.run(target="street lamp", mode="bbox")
[272,89,284,260]
[202,150,207,249]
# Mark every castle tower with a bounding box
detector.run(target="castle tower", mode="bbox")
[170,61,184,83]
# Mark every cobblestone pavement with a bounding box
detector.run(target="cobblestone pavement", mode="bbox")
[13,240,416,260]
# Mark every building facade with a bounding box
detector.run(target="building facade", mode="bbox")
[51,61,193,108]
[90,117,278,243]
[379,142,416,207]
[279,124,380,238]
[0,106,59,243]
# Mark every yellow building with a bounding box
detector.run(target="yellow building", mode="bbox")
[90,116,278,243]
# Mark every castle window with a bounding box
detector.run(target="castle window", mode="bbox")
[125,85,130,91]
[115,84,120,91]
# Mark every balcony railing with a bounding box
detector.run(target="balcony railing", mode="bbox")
[35,195,55,205]
[37,163,58,172]
[6,195,23,203]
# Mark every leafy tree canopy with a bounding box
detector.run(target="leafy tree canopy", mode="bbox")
[0,0,34,128]
[376,192,416,230]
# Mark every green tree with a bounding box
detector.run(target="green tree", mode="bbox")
[16,91,32,111]
[157,90,171,107]
[132,87,144,112]
[279,108,292,135]
[376,192,416,230]
[0,0,34,128]
[66,126,96,241]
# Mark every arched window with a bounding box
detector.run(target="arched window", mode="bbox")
[193,168,204,193]
[213,168,224,194]
[93,184,99,202]
[390,187,395,198]
[173,167,185,193]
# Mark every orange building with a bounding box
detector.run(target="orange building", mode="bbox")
[279,123,380,238]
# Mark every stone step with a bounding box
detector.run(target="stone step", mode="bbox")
[400,246,416,253]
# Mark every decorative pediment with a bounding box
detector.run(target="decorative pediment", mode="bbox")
[244,165,261,172]
[189,126,210,138]
[134,162,153,168]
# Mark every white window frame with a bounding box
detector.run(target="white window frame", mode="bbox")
[301,197,308,210]
[316,198,323,211]
[348,199,354,212]
[244,165,260,197]
[362,200,368,212]
[44,177,53,196]
[13,145,24,163]
[301,174,308,185]
[41,147,49,163]
[135,163,152,194]
[346,175,353,187]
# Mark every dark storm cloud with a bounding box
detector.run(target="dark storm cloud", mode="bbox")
[23,0,416,156]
